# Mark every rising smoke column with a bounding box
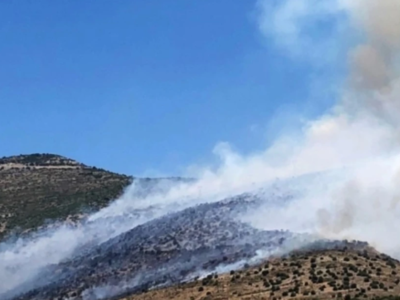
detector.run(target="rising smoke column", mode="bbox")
[250,0,400,256]
[316,0,400,245]
[348,0,400,92]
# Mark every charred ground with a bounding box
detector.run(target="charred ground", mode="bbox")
[9,194,292,300]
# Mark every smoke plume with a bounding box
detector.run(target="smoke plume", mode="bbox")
[250,0,400,253]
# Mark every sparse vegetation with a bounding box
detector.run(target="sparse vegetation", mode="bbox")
[118,244,400,300]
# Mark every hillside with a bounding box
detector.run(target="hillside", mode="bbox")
[4,161,400,300]
[8,194,292,300]
[120,243,400,300]
[0,153,132,240]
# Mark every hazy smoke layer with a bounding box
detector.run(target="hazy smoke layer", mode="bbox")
[2,0,400,298]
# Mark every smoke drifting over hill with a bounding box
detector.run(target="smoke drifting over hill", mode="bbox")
[1,0,400,299]
[251,0,400,253]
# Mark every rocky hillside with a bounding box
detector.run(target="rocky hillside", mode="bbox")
[121,242,400,300]
[0,153,132,240]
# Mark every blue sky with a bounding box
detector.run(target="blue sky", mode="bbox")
[0,1,343,175]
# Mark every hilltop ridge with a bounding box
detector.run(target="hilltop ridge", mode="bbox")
[0,153,132,240]
[0,153,83,168]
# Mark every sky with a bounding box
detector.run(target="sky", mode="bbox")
[0,0,342,176]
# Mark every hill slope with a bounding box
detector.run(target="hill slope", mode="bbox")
[121,242,400,300]
[4,159,400,300]
[7,194,293,300]
[0,153,132,240]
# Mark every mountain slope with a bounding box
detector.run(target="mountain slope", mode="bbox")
[4,157,400,300]
[121,242,400,300]
[0,153,132,240]
[2,167,356,300]
[8,194,293,300]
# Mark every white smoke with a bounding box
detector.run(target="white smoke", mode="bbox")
[257,0,340,64]
[241,0,400,255]
[81,274,143,300]
[2,0,400,298]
